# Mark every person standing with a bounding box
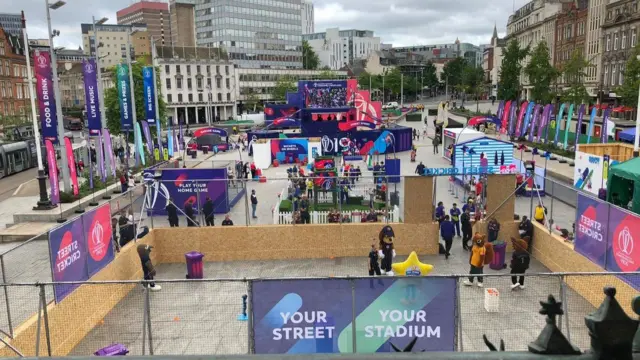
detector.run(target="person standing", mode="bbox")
[435,201,445,226]
[250,189,258,219]
[299,195,310,224]
[450,203,461,238]
[415,161,425,175]
[166,200,179,227]
[510,237,530,290]
[203,197,215,226]
[432,135,440,154]
[440,215,455,259]
[306,178,313,198]
[185,200,196,227]
[460,208,472,251]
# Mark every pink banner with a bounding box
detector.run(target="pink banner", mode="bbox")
[45,140,59,204]
[64,137,79,196]
[103,129,116,178]
[514,101,528,137]
[501,100,512,133]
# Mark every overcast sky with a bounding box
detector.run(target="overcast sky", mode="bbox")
[4,0,528,49]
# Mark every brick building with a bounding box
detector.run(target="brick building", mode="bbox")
[0,26,30,127]
[554,0,589,88]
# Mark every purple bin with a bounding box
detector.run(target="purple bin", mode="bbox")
[94,344,129,356]
[489,242,507,271]
[185,251,204,279]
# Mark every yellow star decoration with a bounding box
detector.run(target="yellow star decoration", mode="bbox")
[391,251,434,276]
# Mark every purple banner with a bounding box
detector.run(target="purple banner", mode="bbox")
[103,129,116,178]
[606,206,640,274]
[49,216,88,302]
[574,104,586,147]
[142,168,236,215]
[575,193,609,268]
[141,120,153,154]
[97,135,105,182]
[34,51,59,144]
[82,59,102,136]
[527,104,542,142]
[601,108,611,143]
[82,204,115,277]
[536,105,551,141]
[251,278,456,354]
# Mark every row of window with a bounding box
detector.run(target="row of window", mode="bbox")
[197,16,301,32]
[164,64,230,76]
[227,51,302,63]
[198,4,301,20]
[558,21,586,41]
[197,28,301,42]
[204,0,302,10]
[603,63,626,87]
[238,74,347,82]
[199,37,300,51]
[0,61,27,78]
[165,76,231,91]
[605,30,637,52]
[0,82,30,100]
[0,101,24,118]
[606,2,639,21]
[556,48,584,63]
[166,92,232,103]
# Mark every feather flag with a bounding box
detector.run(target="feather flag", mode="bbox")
[586,106,597,144]
[513,101,528,136]
[573,104,586,147]
[562,104,575,149]
[601,108,611,143]
[527,104,542,142]
[554,103,566,145]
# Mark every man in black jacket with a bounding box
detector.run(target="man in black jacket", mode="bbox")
[518,216,534,250]
[203,197,215,226]
[166,199,179,227]
[222,215,234,226]
[185,200,197,227]
[460,208,473,251]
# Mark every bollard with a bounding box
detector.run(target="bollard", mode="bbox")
[237,294,248,321]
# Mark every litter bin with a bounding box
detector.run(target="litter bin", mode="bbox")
[95,344,129,356]
[489,241,507,270]
[202,146,209,154]
[191,151,197,159]
[185,251,204,279]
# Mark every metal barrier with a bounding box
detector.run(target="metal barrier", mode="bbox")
[1,272,637,356]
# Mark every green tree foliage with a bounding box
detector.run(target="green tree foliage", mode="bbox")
[104,60,167,135]
[618,46,640,107]
[244,88,263,112]
[498,38,529,100]
[560,50,591,105]
[302,40,320,70]
[272,75,297,101]
[442,57,467,89]
[524,41,559,103]
[317,69,338,80]
[422,62,440,90]
[462,65,485,111]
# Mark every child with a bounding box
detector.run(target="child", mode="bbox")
[368,243,382,276]
[510,237,530,290]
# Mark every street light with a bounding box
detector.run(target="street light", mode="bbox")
[634,55,640,157]
[46,0,72,194]
[93,16,110,176]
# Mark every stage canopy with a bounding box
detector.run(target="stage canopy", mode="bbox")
[607,157,640,213]
[618,127,635,143]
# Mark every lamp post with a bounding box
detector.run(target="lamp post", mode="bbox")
[92,16,109,174]
[634,55,640,157]
[22,11,54,210]
[46,0,71,193]
[125,28,138,167]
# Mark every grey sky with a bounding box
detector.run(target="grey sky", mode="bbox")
[3,0,528,50]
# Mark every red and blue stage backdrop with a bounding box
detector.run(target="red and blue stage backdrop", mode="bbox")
[265,105,300,128]
[48,203,115,303]
[143,168,244,215]
[271,139,309,163]
[251,278,456,354]
[299,80,357,109]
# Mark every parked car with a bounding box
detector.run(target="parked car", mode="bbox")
[65,118,83,131]
[382,102,399,110]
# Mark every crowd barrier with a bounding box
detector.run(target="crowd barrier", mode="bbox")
[1,272,638,357]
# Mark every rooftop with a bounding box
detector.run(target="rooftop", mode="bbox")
[117,0,169,18]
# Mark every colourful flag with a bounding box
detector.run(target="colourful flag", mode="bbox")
[562,104,575,149]
[45,140,59,204]
[573,104,586,147]
[554,103,567,145]
[64,137,79,196]
[586,106,597,144]
[35,51,59,144]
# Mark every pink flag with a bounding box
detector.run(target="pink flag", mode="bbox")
[45,140,59,204]
[64,137,79,196]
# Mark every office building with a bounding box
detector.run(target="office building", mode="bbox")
[117,0,172,46]
[81,23,150,71]
[0,13,21,37]
[155,46,238,124]
[586,0,607,96]
[194,0,303,69]
[0,27,30,125]
[506,0,562,100]
[301,0,314,35]
[303,28,381,70]
[391,40,482,67]
[58,63,86,109]
[554,0,588,89]
[600,0,640,100]
[170,0,196,47]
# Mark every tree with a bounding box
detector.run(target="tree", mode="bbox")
[302,40,320,70]
[272,76,297,101]
[524,41,559,104]
[244,88,263,112]
[318,69,337,80]
[383,68,403,100]
[618,46,640,107]
[104,60,167,135]
[498,38,529,101]
[442,57,467,90]
[560,50,591,105]
[462,65,485,112]
[422,62,439,91]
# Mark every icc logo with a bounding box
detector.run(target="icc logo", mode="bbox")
[91,222,106,256]
[84,62,94,74]
[143,68,152,78]
[321,135,334,152]
[36,54,48,68]
[118,66,127,77]
[618,226,634,256]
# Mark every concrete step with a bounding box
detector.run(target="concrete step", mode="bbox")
[0,222,55,243]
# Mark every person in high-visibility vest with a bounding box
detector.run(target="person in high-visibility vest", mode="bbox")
[534,203,546,225]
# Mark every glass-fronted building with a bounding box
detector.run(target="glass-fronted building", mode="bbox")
[194,0,303,69]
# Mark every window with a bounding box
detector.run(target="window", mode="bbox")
[216,65,220,74]
[612,64,617,86]
[188,94,193,102]
[225,78,230,88]
[167,94,172,103]
[606,35,611,51]
[622,31,627,49]
[217,93,222,101]
[227,93,231,101]
[206,65,210,75]
[176,77,183,89]
[620,64,625,85]
[207,78,212,88]
[0,41,4,56]
[197,77,203,89]
[165,65,170,74]
[196,65,201,73]
[176,65,181,74]
[216,77,221,88]
[186,65,191,75]
[178,94,183,102]
[225,66,229,75]
[614,33,619,50]
[604,65,609,86]
[165,78,171,89]
[187,78,192,90]
[633,30,638,47]
[198,93,203,102]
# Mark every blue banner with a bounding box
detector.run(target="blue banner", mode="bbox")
[142,66,157,125]
[116,64,133,131]
[82,59,101,136]
[575,193,608,268]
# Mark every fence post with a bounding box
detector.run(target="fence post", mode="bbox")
[0,255,13,338]
[244,178,250,226]
[145,284,154,355]
[549,181,555,234]
[350,278,357,353]
[39,284,52,356]
[560,275,571,343]
[247,280,254,354]
[455,277,464,351]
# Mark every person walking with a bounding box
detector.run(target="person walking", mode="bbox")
[435,201,445,227]
[250,189,258,219]
[440,215,455,259]
[185,200,197,227]
[299,195,310,224]
[166,199,179,227]
[432,135,440,154]
[450,203,461,238]
[203,197,215,226]
[510,237,530,290]
[460,208,472,251]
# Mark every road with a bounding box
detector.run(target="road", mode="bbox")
[0,168,38,202]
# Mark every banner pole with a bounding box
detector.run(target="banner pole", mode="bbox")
[0,256,14,338]
[247,280,254,354]
[350,278,357,353]
[40,283,52,356]
[141,286,147,355]
[455,277,463,351]
[145,285,154,355]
